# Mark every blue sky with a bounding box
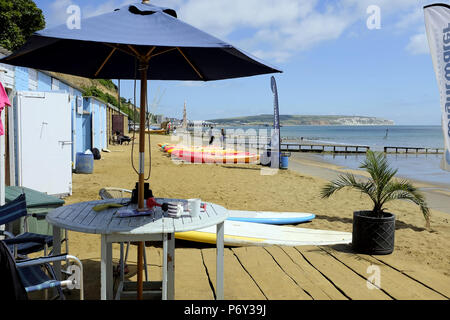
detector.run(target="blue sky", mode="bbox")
[33,0,442,125]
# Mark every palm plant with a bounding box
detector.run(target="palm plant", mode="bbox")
[321,150,430,228]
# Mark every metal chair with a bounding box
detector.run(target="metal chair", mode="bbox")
[0,240,84,300]
[98,188,148,281]
[0,194,53,259]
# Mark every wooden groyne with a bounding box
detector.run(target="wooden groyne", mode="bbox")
[384,146,444,154]
[280,143,370,154]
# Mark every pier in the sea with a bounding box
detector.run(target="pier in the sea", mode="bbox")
[383,146,444,154]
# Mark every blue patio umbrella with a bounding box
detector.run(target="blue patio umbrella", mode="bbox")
[1,1,281,299]
[2,2,281,80]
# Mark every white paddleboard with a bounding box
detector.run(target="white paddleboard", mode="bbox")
[227,210,315,224]
[175,220,352,247]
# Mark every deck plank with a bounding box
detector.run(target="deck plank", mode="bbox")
[201,247,267,300]
[371,252,450,299]
[320,245,446,300]
[266,246,347,300]
[174,248,215,300]
[295,246,391,300]
[231,246,312,300]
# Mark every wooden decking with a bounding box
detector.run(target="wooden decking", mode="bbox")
[118,244,450,300]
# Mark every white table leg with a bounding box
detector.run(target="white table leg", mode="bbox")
[162,233,168,300]
[216,222,224,300]
[167,233,175,300]
[101,235,113,300]
[52,226,62,279]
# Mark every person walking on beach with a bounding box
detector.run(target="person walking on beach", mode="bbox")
[220,128,226,149]
[208,126,215,145]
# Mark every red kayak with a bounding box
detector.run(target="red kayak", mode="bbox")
[171,150,259,164]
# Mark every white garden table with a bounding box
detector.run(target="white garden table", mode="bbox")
[46,198,227,300]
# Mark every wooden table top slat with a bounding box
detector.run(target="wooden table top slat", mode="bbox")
[46,198,228,235]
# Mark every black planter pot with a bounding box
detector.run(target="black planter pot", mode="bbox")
[352,211,395,255]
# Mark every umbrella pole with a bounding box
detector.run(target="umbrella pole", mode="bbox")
[137,61,149,300]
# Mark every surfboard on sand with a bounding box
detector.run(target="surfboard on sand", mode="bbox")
[227,210,315,225]
[175,220,352,247]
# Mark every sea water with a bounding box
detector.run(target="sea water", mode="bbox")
[215,125,449,187]
[280,125,444,151]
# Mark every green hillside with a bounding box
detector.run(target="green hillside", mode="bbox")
[208,114,394,126]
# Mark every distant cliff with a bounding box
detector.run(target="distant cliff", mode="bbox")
[208,115,395,126]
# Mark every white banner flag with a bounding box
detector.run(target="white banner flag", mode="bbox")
[270,76,280,169]
[424,3,450,171]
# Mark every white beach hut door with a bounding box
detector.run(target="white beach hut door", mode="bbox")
[15,91,72,196]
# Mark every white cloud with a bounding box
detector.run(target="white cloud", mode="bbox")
[341,0,427,15]
[47,0,74,27]
[394,8,423,31]
[46,0,432,61]
[178,81,206,88]
[178,0,317,38]
[173,0,357,62]
[406,32,429,55]
[172,0,432,62]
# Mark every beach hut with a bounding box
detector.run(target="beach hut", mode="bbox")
[0,47,95,197]
[79,96,108,152]
[107,104,129,138]
[0,45,133,196]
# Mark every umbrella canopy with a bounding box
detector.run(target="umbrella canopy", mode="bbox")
[1,2,281,80]
[0,1,281,300]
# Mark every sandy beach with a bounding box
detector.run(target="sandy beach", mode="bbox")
[57,134,449,300]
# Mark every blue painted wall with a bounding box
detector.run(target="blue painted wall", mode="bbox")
[82,97,108,151]
[59,81,70,93]
[100,103,107,148]
[14,67,29,91]
[37,72,51,91]
[81,114,91,153]
[78,98,92,153]
[93,100,100,149]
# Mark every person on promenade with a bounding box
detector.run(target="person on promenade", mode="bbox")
[208,126,215,145]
